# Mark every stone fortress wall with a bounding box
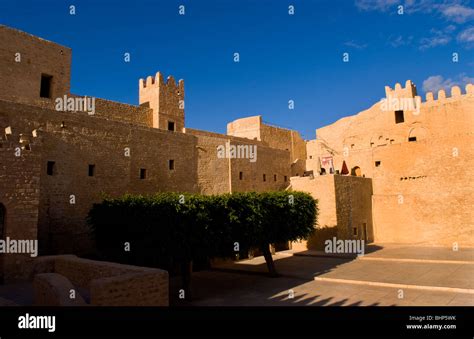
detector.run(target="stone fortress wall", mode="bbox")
[306,80,474,247]
[0,25,473,285]
[0,25,296,276]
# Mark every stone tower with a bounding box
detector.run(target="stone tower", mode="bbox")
[139,72,185,132]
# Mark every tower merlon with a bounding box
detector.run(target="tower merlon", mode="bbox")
[385,80,417,99]
[138,71,185,131]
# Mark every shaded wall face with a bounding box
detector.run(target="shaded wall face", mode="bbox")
[1,101,198,255]
[227,117,306,163]
[191,132,231,194]
[0,137,41,282]
[259,125,307,162]
[334,176,374,243]
[230,143,291,192]
[187,129,291,194]
[0,26,71,106]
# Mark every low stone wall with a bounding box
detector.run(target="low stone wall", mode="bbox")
[32,255,169,306]
[33,273,86,306]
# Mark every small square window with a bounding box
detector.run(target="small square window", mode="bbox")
[395,110,404,124]
[140,168,147,179]
[309,155,313,159]
[168,121,175,131]
[169,160,175,170]
[47,161,55,176]
[40,74,53,98]
[88,164,95,177]
[408,136,417,142]
[375,161,381,167]
[239,171,243,180]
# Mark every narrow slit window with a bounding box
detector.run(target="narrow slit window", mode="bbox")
[47,161,55,176]
[239,171,243,180]
[169,160,175,170]
[140,168,147,179]
[88,164,95,177]
[40,74,53,98]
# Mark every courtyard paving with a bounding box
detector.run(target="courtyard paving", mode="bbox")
[175,244,473,306]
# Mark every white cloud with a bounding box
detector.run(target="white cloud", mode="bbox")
[355,0,399,11]
[356,0,474,23]
[343,40,368,49]
[422,73,474,93]
[388,35,414,47]
[440,4,474,23]
[457,26,474,42]
[419,26,454,50]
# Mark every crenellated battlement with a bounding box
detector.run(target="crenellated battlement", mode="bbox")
[139,72,184,92]
[138,71,185,131]
[385,80,417,100]
[384,80,473,107]
[424,83,473,103]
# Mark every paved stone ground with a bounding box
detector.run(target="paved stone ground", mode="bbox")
[176,244,474,306]
[1,245,472,307]
[174,270,473,306]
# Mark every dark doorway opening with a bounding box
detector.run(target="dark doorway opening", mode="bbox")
[395,110,404,124]
[40,74,53,98]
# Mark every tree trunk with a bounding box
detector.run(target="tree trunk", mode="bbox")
[181,260,193,300]
[261,244,278,277]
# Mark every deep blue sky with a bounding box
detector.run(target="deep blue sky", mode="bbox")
[1,0,473,139]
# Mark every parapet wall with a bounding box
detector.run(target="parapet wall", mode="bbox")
[81,97,153,127]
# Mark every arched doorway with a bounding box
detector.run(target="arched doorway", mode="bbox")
[408,125,429,142]
[0,204,5,284]
[351,166,362,176]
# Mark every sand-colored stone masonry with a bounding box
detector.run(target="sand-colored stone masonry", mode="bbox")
[309,81,474,247]
[0,25,71,107]
[32,255,168,306]
[139,72,185,131]
[0,130,41,282]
